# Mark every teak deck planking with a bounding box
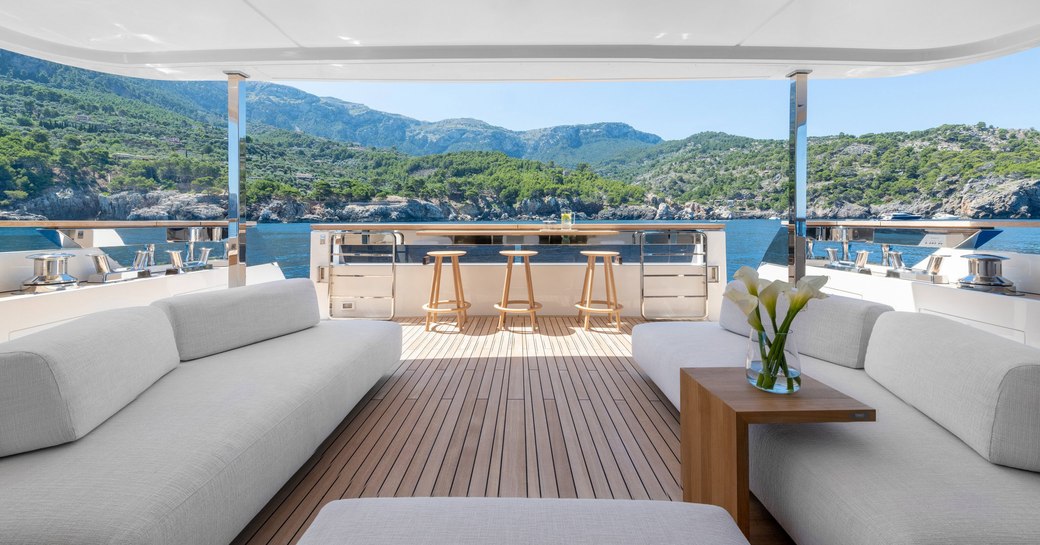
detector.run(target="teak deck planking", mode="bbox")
[233,316,793,545]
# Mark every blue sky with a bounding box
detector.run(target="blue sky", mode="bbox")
[287,47,1040,141]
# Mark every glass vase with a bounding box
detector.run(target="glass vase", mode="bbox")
[745,330,801,394]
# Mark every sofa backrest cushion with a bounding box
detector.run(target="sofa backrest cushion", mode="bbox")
[719,281,753,338]
[0,306,179,457]
[721,280,891,369]
[792,295,892,369]
[153,279,319,361]
[866,311,1040,472]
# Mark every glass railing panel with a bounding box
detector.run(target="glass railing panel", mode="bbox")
[0,227,61,253]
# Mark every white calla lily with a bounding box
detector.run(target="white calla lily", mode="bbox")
[724,283,759,316]
[757,280,790,323]
[733,266,761,296]
[746,310,765,332]
[727,269,828,341]
[789,275,829,312]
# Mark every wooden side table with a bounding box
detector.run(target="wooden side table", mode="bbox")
[680,367,876,538]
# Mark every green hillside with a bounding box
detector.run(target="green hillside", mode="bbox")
[0,71,641,215]
[0,50,661,167]
[2,48,1040,221]
[604,127,1040,216]
[239,85,662,163]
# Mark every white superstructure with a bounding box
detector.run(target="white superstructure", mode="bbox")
[0,1,1038,81]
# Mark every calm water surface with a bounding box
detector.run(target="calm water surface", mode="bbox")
[3,220,1040,281]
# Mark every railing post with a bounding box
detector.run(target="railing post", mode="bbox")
[787,70,810,283]
[225,71,248,287]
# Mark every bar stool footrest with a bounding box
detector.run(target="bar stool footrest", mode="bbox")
[575,300,624,313]
[422,301,473,313]
[494,301,544,313]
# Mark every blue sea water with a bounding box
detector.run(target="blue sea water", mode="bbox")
[4,220,1040,281]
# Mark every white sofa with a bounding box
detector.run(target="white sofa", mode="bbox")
[633,282,1040,544]
[0,279,402,545]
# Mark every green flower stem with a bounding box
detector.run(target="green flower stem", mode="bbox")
[755,318,797,392]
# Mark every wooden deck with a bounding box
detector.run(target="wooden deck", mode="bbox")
[233,315,792,545]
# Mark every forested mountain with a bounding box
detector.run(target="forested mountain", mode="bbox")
[240,83,663,163]
[603,126,1040,218]
[0,51,659,166]
[0,54,642,221]
[1,48,1039,222]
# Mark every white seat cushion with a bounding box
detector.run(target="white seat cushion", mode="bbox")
[299,498,749,545]
[632,322,746,407]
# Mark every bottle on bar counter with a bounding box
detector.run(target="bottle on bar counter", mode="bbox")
[561,210,574,230]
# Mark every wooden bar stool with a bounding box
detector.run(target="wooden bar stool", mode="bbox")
[493,250,543,330]
[575,250,623,332]
[422,250,471,332]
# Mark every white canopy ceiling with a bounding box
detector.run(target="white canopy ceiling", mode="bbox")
[0,0,1038,81]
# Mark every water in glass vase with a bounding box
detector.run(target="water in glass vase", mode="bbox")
[745,330,802,394]
[746,361,801,394]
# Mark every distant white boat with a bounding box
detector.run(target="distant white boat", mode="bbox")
[931,213,962,220]
[883,212,923,221]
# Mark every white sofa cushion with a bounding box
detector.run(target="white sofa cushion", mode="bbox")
[750,354,1040,545]
[791,295,891,369]
[632,322,746,407]
[0,307,179,458]
[719,280,891,369]
[719,280,753,338]
[153,278,319,361]
[865,311,1040,472]
[299,498,749,545]
[0,320,402,545]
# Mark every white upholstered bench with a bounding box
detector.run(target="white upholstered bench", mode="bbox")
[298,498,750,545]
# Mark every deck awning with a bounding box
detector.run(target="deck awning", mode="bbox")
[0,0,1038,81]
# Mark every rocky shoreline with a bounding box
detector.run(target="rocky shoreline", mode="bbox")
[0,188,711,223]
[4,179,1040,223]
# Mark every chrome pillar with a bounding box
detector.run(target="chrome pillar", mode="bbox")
[787,70,810,283]
[225,71,248,287]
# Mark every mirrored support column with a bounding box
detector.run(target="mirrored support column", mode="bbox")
[225,71,248,287]
[787,70,810,283]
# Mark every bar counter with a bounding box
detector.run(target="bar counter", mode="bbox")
[311,221,725,233]
[414,228,621,236]
[309,221,728,321]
